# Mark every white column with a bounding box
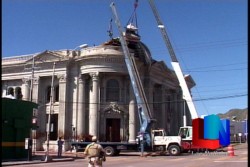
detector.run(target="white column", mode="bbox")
[58,74,68,139]
[22,78,30,101]
[129,99,136,143]
[32,77,40,103]
[89,72,99,137]
[77,75,86,139]
[129,83,136,143]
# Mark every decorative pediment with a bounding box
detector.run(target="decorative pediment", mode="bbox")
[25,50,70,64]
[103,102,125,114]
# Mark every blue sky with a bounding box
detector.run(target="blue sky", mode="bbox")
[2,0,247,116]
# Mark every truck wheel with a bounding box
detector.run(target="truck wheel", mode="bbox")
[104,146,115,156]
[168,145,180,156]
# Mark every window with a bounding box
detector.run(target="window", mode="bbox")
[15,87,22,100]
[7,87,14,96]
[5,87,15,99]
[46,86,51,103]
[106,79,119,102]
[46,114,58,140]
[46,85,59,103]
[154,131,163,136]
[55,85,59,102]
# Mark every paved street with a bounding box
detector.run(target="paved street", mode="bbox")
[2,143,248,167]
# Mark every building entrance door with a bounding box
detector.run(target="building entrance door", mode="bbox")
[106,118,120,142]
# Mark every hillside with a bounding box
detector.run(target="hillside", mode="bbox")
[217,108,248,121]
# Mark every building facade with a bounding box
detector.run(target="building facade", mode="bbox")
[229,120,248,143]
[2,38,195,151]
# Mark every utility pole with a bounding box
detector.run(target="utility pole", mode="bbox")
[45,62,56,162]
[30,57,35,101]
[24,56,40,102]
[24,56,41,157]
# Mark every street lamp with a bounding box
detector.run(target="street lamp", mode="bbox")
[44,62,56,162]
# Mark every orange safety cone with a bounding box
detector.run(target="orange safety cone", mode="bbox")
[227,144,235,156]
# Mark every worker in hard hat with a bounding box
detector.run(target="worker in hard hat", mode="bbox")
[83,136,106,167]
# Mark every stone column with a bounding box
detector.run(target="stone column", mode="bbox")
[22,78,30,101]
[173,93,178,135]
[129,84,136,143]
[161,87,166,130]
[89,72,99,137]
[148,81,154,118]
[58,74,68,139]
[32,77,40,103]
[165,90,171,135]
[77,74,86,139]
[129,100,136,143]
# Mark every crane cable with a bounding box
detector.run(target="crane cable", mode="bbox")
[107,18,113,39]
[126,0,139,30]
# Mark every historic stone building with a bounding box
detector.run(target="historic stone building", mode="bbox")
[2,37,194,151]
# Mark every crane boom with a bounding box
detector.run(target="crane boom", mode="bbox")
[148,0,198,120]
[110,2,154,146]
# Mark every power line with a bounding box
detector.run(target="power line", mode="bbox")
[149,38,247,54]
[185,67,247,73]
[184,62,247,70]
[193,93,247,102]
[33,92,247,105]
[195,82,246,88]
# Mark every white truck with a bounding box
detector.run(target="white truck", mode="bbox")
[72,128,182,156]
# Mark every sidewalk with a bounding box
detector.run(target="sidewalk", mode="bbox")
[2,143,247,166]
[231,142,248,150]
[2,151,79,166]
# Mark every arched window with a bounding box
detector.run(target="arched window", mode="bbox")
[106,79,119,102]
[7,87,14,96]
[5,87,15,99]
[15,87,23,100]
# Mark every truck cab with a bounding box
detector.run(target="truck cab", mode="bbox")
[151,129,182,156]
[178,126,192,141]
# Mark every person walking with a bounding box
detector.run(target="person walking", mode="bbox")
[83,136,106,167]
[57,137,64,157]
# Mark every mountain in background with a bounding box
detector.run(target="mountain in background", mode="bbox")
[217,108,248,121]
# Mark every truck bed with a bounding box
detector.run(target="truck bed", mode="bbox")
[70,141,140,156]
